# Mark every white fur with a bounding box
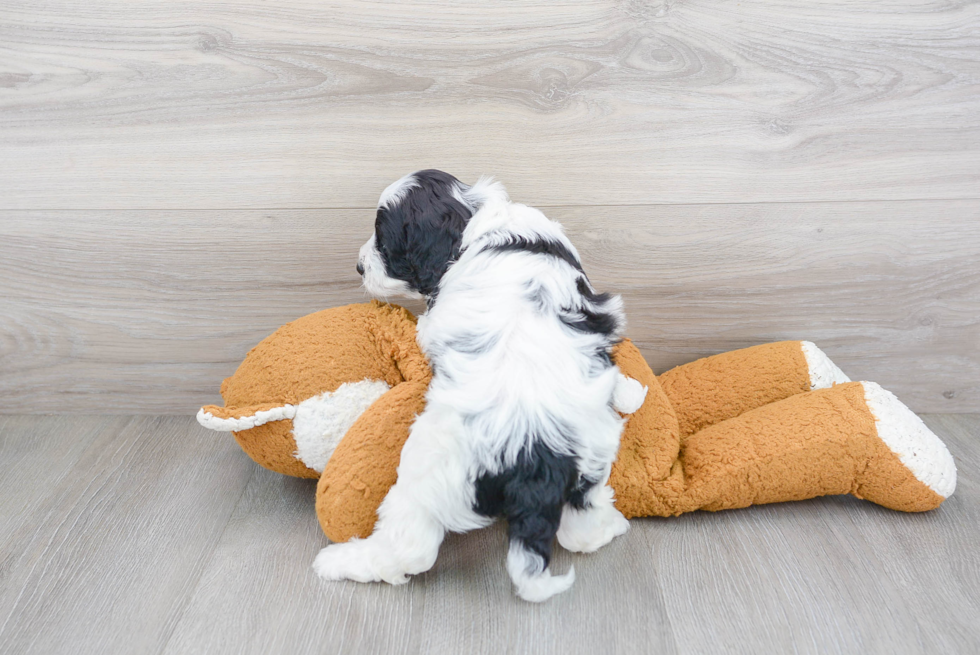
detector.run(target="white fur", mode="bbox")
[292,379,391,473]
[861,381,957,498]
[418,199,625,471]
[557,483,630,553]
[801,341,851,389]
[316,176,631,602]
[507,541,576,603]
[196,404,296,432]
[454,174,510,212]
[315,405,494,584]
[613,374,648,414]
[377,172,419,209]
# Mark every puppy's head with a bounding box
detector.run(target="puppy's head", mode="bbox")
[357,169,473,300]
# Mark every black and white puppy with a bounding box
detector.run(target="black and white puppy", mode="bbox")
[314,170,647,602]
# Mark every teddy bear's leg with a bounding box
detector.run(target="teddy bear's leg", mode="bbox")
[659,341,850,437]
[556,474,630,553]
[855,381,956,507]
[316,381,429,542]
[661,381,955,515]
[313,404,492,585]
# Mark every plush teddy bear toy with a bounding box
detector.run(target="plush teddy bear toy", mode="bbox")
[198,301,956,543]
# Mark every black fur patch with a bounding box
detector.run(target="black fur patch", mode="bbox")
[567,476,598,510]
[559,277,620,337]
[375,169,472,297]
[559,308,619,337]
[496,240,619,339]
[575,276,610,304]
[474,441,580,568]
[485,236,584,273]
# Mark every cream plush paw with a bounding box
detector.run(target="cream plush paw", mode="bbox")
[801,341,851,389]
[612,374,648,414]
[861,381,956,499]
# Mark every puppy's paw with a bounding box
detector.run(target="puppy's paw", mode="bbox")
[314,540,415,585]
[557,504,630,553]
[313,541,385,583]
[607,509,631,541]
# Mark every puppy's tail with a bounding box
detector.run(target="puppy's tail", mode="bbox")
[506,539,575,603]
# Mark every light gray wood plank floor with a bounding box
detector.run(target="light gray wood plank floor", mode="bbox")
[0,414,977,655]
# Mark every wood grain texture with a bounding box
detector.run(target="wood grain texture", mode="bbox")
[0,415,112,624]
[0,416,254,655]
[0,414,977,654]
[2,200,977,413]
[1,0,978,208]
[650,414,980,654]
[161,467,678,655]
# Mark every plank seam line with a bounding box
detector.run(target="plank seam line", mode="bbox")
[2,196,979,212]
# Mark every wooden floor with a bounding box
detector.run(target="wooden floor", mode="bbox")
[0,413,977,655]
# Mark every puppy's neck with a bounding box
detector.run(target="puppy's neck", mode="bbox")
[461,199,573,256]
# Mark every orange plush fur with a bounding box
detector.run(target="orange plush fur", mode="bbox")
[198,302,954,543]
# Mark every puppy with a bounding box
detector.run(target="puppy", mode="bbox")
[314,170,646,601]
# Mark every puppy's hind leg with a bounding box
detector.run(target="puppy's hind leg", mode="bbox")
[314,408,483,585]
[557,475,630,554]
[313,479,446,584]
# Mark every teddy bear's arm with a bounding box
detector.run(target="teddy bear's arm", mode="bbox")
[658,341,849,437]
[607,340,683,519]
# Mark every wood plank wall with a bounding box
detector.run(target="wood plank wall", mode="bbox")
[1,1,978,413]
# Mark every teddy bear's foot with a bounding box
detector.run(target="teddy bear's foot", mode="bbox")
[557,485,630,553]
[858,381,956,507]
[801,341,851,389]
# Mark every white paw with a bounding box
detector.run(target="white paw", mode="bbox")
[313,541,386,583]
[557,505,630,553]
[612,375,647,414]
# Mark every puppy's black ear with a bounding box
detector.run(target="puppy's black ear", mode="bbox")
[375,170,472,296]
